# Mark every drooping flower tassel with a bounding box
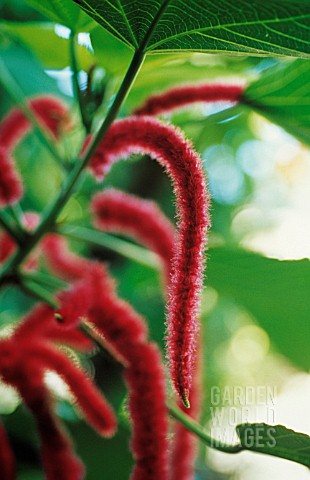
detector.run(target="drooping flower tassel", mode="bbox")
[91,190,202,478]
[84,117,210,406]
[0,96,71,207]
[59,264,169,480]
[41,234,90,281]
[134,83,244,116]
[0,95,71,150]
[18,379,84,480]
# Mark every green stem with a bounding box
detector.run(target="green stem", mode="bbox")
[22,271,67,290]
[0,57,65,170]
[7,203,26,233]
[0,49,145,283]
[82,48,145,164]
[0,210,25,245]
[70,31,89,132]
[58,224,160,270]
[19,278,59,309]
[168,404,243,454]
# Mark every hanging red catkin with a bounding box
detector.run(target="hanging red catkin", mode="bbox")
[88,266,169,480]
[0,95,71,150]
[0,421,15,480]
[84,117,210,407]
[18,377,84,480]
[59,263,169,480]
[92,190,201,478]
[30,343,116,437]
[91,188,176,282]
[0,96,71,207]
[134,83,244,116]
[41,234,90,281]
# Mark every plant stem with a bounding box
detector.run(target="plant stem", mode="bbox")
[0,49,145,283]
[7,203,26,232]
[22,271,67,290]
[19,278,59,309]
[70,31,89,132]
[0,57,65,170]
[168,404,243,454]
[58,224,160,270]
[0,210,25,245]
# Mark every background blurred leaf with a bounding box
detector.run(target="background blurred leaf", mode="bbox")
[236,423,310,467]
[0,35,60,99]
[73,0,310,57]
[208,247,310,370]
[1,21,94,70]
[242,59,310,145]
[26,0,95,32]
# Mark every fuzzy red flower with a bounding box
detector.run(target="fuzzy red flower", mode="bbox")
[134,83,244,116]
[0,95,71,150]
[92,190,202,478]
[0,291,118,479]
[0,96,71,207]
[58,263,169,480]
[85,116,210,406]
[41,234,90,281]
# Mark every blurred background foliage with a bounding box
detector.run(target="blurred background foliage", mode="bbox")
[0,0,309,479]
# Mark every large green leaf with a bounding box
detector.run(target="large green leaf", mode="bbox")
[1,22,94,70]
[242,59,310,145]
[207,247,310,370]
[236,423,310,467]
[27,0,95,32]
[72,0,310,57]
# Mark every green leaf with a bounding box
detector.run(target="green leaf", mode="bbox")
[72,0,310,57]
[236,423,310,467]
[0,35,60,98]
[27,0,95,32]
[1,21,94,70]
[207,247,310,370]
[242,59,310,145]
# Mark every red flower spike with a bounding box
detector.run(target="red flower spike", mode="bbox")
[41,234,90,281]
[91,188,176,282]
[18,379,84,480]
[134,83,244,116]
[0,420,15,480]
[86,117,210,405]
[63,264,169,479]
[0,95,71,151]
[30,343,117,437]
[0,148,23,206]
[124,343,168,480]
